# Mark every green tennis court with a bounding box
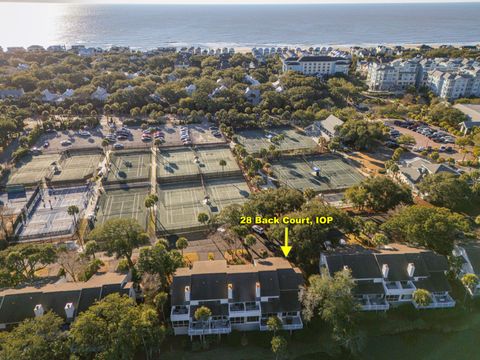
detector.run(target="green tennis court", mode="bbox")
[157,146,240,180]
[271,154,364,193]
[51,153,103,183]
[7,154,61,186]
[157,177,250,232]
[106,150,151,183]
[96,186,150,229]
[236,126,318,154]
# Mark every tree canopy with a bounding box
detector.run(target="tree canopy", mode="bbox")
[344,176,413,212]
[87,218,149,268]
[381,205,470,254]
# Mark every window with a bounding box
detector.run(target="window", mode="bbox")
[246,316,259,323]
[231,317,245,324]
[172,320,189,327]
[386,295,400,302]
[400,294,412,301]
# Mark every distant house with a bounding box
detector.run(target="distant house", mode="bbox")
[321,244,455,311]
[91,86,109,102]
[0,88,24,100]
[27,45,45,52]
[0,272,135,330]
[244,75,260,86]
[397,157,459,192]
[244,87,261,105]
[41,89,74,104]
[271,80,284,93]
[170,257,304,336]
[185,84,197,96]
[304,114,344,141]
[7,47,26,53]
[453,104,480,135]
[453,244,480,296]
[47,45,66,52]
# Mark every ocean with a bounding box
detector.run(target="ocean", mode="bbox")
[0,2,479,49]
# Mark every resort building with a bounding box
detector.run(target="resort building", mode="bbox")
[367,59,419,92]
[320,244,455,311]
[0,272,135,330]
[282,55,350,76]
[170,258,304,336]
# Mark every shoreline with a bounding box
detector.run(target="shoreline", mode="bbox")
[2,42,479,53]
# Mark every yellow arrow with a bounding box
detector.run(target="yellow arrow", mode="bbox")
[281,227,292,257]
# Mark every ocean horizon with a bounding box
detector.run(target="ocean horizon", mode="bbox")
[0,2,480,49]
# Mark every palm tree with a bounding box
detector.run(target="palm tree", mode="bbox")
[245,234,257,259]
[219,159,227,173]
[101,138,110,155]
[144,194,159,223]
[176,237,188,256]
[197,212,209,226]
[67,205,79,227]
[194,306,212,345]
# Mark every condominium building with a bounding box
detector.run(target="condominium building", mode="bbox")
[366,57,480,99]
[282,55,350,76]
[367,59,419,92]
[170,257,304,336]
[427,68,480,100]
[320,244,455,311]
[0,272,135,330]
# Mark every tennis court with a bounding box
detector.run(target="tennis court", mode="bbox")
[17,186,91,241]
[51,153,103,183]
[271,154,364,193]
[236,127,318,154]
[157,146,240,180]
[96,186,149,229]
[157,177,250,232]
[7,154,61,186]
[106,150,151,183]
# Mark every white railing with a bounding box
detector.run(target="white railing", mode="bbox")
[188,320,231,336]
[413,294,456,309]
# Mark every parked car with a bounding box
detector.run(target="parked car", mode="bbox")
[43,141,50,148]
[78,130,91,137]
[252,225,265,235]
[117,135,128,140]
[113,143,124,150]
[385,141,399,149]
[61,140,72,146]
[212,132,222,138]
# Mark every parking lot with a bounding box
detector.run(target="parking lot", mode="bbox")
[384,119,466,161]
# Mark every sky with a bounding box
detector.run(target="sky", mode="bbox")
[2,0,480,3]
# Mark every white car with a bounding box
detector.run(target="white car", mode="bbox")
[252,225,264,235]
[78,130,91,137]
[61,140,72,146]
[113,143,124,150]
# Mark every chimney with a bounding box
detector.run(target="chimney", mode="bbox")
[33,304,44,317]
[228,283,233,300]
[64,302,75,319]
[255,282,261,298]
[407,263,415,278]
[382,264,389,279]
[184,286,190,302]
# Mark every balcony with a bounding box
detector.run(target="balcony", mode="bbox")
[188,318,231,336]
[357,297,390,311]
[413,293,456,309]
[281,316,303,330]
[384,281,415,295]
[229,302,260,316]
[259,316,303,331]
[171,306,189,320]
